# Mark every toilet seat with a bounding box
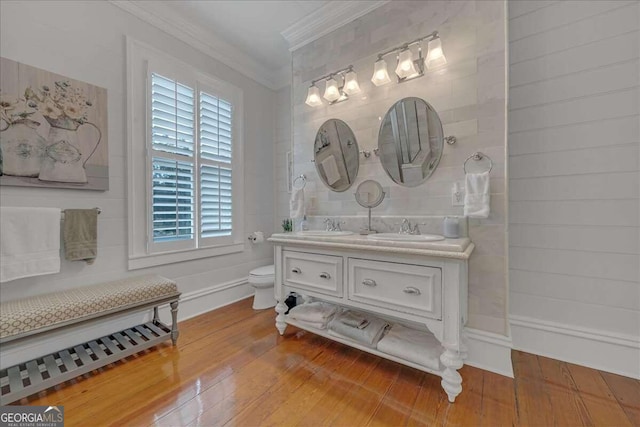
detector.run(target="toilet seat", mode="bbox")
[249,265,275,287]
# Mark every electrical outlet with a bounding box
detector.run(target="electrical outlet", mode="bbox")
[451,182,464,206]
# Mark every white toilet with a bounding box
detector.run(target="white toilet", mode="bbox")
[249,265,276,310]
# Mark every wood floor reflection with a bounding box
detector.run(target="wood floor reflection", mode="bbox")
[23,297,639,426]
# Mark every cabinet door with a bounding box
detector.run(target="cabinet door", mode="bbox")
[348,258,442,320]
[284,251,343,297]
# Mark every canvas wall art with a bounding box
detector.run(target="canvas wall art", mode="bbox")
[0,57,108,190]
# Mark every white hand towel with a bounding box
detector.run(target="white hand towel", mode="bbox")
[321,155,341,185]
[289,186,305,219]
[464,171,490,218]
[0,207,61,283]
[376,324,442,370]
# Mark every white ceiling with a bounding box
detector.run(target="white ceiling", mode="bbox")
[115,0,386,89]
[160,1,331,71]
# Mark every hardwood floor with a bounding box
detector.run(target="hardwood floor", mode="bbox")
[21,297,639,426]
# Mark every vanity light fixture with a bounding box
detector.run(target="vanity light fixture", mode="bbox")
[371,58,392,86]
[343,69,361,95]
[305,84,323,107]
[372,31,446,84]
[395,47,419,79]
[305,65,359,107]
[323,77,341,102]
[425,34,447,69]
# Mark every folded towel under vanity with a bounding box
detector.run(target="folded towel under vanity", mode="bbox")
[339,310,370,329]
[464,171,490,218]
[328,313,389,348]
[287,301,338,325]
[376,324,442,370]
[0,207,61,283]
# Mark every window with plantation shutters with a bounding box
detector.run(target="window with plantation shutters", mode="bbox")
[147,71,237,253]
[127,40,244,268]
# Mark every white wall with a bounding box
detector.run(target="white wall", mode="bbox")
[0,2,275,317]
[508,0,640,378]
[289,1,509,335]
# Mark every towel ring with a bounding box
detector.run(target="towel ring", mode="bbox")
[463,152,493,174]
[292,174,307,189]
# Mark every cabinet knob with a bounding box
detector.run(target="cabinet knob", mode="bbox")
[362,279,377,287]
[319,272,331,279]
[403,286,421,295]
[291,267,302,274]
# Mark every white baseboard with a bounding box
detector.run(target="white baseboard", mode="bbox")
[464,327,514,378]
[510,315,640,379]
[0,278,253,369]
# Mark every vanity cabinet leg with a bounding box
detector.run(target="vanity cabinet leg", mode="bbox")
[440,347,463,403]
[275,300,288,335]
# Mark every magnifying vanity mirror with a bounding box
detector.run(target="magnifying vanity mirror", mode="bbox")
[378,97,444,187]
[314,119,359,192]
[355,179,385,234]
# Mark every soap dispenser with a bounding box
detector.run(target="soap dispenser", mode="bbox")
[443,216,460,238]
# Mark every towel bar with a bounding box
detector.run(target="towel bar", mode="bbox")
[463,152,493,174]
[60,207,101,220]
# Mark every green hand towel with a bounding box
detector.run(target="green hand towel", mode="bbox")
[63,209,98,264]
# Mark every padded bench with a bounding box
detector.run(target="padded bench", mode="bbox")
[0,274,181,404]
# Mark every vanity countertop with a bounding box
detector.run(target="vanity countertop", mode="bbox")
[268,232,474,260]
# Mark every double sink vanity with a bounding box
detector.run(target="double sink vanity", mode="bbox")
[269,230,474,402]
[274,95,478,402]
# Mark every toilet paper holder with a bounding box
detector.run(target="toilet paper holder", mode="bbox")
[248,231,265,243]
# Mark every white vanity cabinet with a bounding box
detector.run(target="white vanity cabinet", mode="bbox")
[269,233,474,403]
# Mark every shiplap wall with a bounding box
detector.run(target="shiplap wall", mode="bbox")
[508,0,640,378]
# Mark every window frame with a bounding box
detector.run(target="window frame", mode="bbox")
[127,38,245,270]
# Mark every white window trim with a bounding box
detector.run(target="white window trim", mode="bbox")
[126,37,245,270]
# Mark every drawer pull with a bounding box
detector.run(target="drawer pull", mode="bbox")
[319,272,331,279]
[403,286,421,295]
[291,267,302,274]
[362,279,377,287]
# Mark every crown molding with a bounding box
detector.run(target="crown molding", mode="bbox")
[281,1,389,52]
[110,0,280,90]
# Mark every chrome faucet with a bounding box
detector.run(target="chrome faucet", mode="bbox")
[399,218,421,235]
[324,218,342,232]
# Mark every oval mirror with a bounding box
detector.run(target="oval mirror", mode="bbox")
[314,119,359,192]
[377,97,444,187]
[355,179,385,208]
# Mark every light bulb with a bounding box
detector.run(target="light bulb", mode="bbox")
[343,70,360,95]
[371,58,391,86]
[395,48,418,78]
[323,77,340,102]
[305,85,323,107]
[425,36,447,69]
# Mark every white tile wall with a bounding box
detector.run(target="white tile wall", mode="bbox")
[287,1,508,335]
[508,0,640,360]
[0,1,276,305]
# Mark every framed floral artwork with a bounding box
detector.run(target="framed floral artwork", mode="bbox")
[0,57,108,190]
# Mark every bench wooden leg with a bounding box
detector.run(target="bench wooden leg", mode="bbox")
[170,300,179,345]
[153,307,159,324]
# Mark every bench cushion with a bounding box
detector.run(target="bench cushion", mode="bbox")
[0,275,178,339]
